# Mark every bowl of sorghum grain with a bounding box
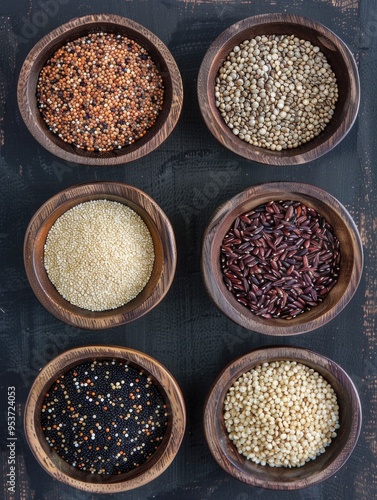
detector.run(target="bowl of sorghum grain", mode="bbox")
[17,14,183,165]
[202,182,363,335]
[204,345,361,490]
[24,345,186,493]
[197,14,359,165]
[24,181,177,329]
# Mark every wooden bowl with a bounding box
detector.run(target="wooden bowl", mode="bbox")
[204,345,362,490]
[202,182,363,335]
[24,345,186,493]
[17,14,183,165]
[197,14,360,165]
[24,181,177,329]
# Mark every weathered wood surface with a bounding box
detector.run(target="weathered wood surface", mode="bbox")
[0,0,376,499]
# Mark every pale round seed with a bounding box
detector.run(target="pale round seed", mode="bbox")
[224,360,339,468]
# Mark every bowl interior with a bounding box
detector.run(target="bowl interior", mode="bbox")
[33,194,164,320]
[21,16,177,162]
[203,183,363,335]
[199,15,359,164]
[25,346,186,492]
[204,346,361,489]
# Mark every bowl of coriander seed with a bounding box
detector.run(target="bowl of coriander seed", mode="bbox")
[23,181,177,329]
[197,13,360,165]
[17,14,183,165]
[204,345,362,490]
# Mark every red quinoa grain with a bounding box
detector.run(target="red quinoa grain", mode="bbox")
[37,32,164,152]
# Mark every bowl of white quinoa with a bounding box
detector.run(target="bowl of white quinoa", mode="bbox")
[17,14,183,165]
[24,182,177,329]
[197,13,359,165]
[204,345,362,490]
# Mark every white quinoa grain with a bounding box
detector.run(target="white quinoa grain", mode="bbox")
[223,360,339,467]
[44,200,155,311]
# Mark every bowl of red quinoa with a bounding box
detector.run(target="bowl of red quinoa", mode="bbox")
[24,181,177,329]
[202,182,363,335]
[204,345,361,490]
[197,13,359,165]
[17,14,183,165]
[24,345,186,493]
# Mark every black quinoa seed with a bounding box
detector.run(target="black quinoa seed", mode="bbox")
[41,360,168,475]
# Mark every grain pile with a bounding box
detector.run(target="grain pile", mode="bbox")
[224,360,340,467]
[220,200,341,319]
[215,35,338,150]
[44,200,155,311]
[42,359,168,474]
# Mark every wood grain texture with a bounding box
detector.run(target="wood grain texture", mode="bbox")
[24,345,186,493]
[202,182,363,335]
[17,14,183,165]
[197,13,360,165]
[24,182,177,329]
[204,345,362,490]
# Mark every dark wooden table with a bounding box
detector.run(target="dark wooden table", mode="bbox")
[1,1,376,499]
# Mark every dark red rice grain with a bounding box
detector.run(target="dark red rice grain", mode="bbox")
[220,200,341,319]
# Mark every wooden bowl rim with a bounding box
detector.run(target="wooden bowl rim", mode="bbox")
[204,345,362,490]
[24,345,186,493]
[17,14,183,165]
[197,13,360,166]
[24,181,177,329]
[201,181,363,335]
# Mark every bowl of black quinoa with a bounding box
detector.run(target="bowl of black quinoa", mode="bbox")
[202,182,363,335]
[17,14,183,165]
[24,345,186,493]
[197,13,359,165]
